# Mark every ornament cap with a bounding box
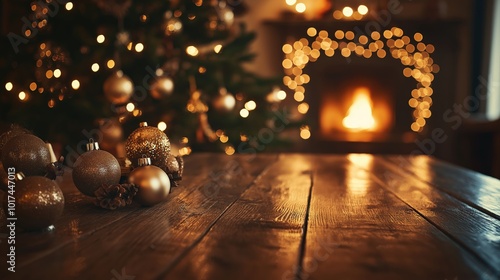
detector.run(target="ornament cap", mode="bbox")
[86,139,100,151]
[137,157,152,167]
[15,172,25,181]
[46,142,58,163]
[139,122,148,127]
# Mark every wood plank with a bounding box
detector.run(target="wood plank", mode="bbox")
[384,155,500,219]
[304,154,493,279]
[363,156,500,276]
[6,154,277,279]
[164,154,313,279]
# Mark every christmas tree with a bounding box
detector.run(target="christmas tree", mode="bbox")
[1,0,291,158]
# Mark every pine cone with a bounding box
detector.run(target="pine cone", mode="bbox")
[94,183,138,210]
[163,155,184,187]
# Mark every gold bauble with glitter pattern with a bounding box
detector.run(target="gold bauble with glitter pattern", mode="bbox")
[125,122,171,169]
[2,175,64,231]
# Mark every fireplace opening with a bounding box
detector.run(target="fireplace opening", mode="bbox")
[341,87,377,132]
[312,56,414,143]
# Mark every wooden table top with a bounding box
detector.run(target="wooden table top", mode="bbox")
[1,153,500,280]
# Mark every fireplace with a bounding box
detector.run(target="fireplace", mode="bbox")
[266,18,460,155]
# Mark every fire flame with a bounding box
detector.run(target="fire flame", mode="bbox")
[342,87,376,131]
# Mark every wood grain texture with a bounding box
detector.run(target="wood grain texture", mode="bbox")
[370,156,500,277]
[165,154,313,279]
[304,154,493,279]
[384,155,500,218]
[1,153,500,280]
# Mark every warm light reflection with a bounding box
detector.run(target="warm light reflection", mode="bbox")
[346,154,373,196]
[342,87,376,131]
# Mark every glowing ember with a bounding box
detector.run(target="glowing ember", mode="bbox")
[342,87,376,131]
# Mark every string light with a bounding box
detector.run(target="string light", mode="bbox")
[91,63,99,72]
[225,146,235,155]
[214,44,222,53]
[342,7,353,17]
[126,103,135,112]
[244,100,256,111]
[297,102,309,114]
[357,5,368,15]
[276,90,287,100]
[286,0,297,6]
[65,2,73,11]
[18,91,27,101]
[157,121,167,131]
[107,59,115,69]
[96,34,105,43]
[295,3,306,13]
[240,108,249,118]
[300,126,311,139]
[29,82,37,91]
[179,147,192,156]
[282,27,439,133]
[186,46,199,56]
[71,80,80,90]
[5,82,13,91]
[135,43,144,52]
[220,134,229,143]
[53,69,61,78]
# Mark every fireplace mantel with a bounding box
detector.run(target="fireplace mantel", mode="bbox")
[263,18,463,158]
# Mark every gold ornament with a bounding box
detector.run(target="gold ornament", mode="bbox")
[162,155,184,187]
[212,87,236,112]
[150,76,174,99]
[2,174,64,231]
[125,122,171,168]
[0,124,31,153]
[72,140,122,197]
[1,134,51,176]
[103,70,134,104]
[128,157,170,206]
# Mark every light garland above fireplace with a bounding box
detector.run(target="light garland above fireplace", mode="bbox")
[282,26,439,138]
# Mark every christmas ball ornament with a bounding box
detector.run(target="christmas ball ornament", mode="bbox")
[2,174,64,231]
[125,122,171,168]
[212,87,236,112]
[103,70,134,104]
[128,157,170,206]
[162,155,184,187]
[150,76,174,99]
[72,139,121,197]
[1,134,51,176]
[0,124,31,153]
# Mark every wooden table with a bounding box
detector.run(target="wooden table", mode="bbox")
[1,153,500,279]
